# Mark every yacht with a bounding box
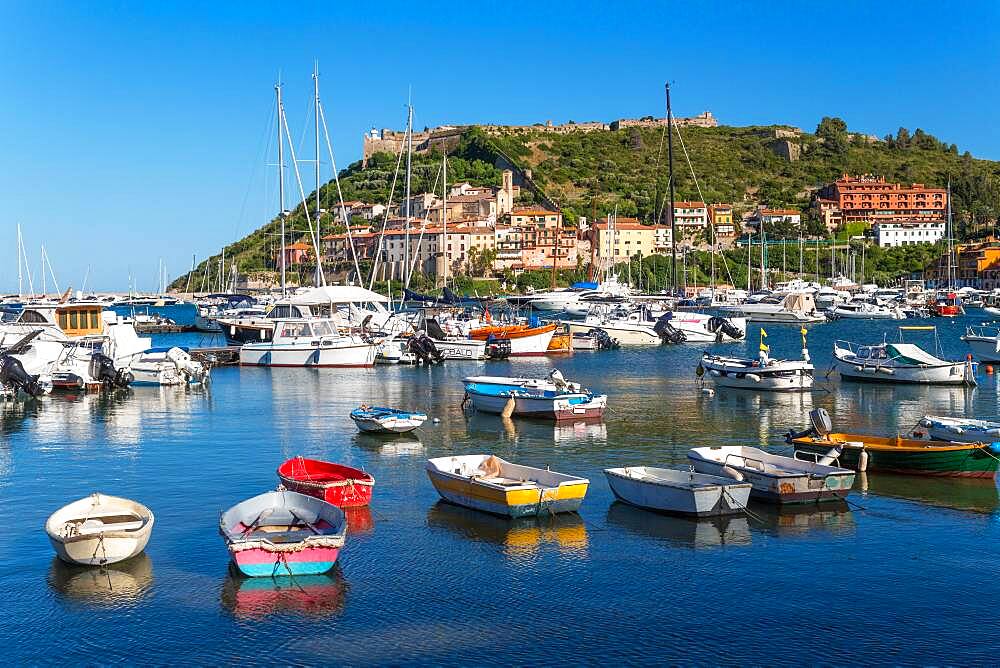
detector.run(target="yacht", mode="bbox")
[721,292,826,323]
[827,299,904,320]
[561,306,745,345]
[239,318,378,367]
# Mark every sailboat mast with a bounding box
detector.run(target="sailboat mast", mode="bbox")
[276,79,287,298]
[17,225,24,299]
[442,151,448,289]
[404,101,413,286]
[947,180,954,289]
[314,63,322,287]
[665,83,677,295]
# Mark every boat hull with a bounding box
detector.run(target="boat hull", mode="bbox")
[687,450,854,504]
[793,438,998,479]
[229,546,341,577]
[701,356,813,392]
[562,321,660,345]
[963,335,1000,362]
[277,459,374,508]
[834,359,971,385]
[239,342,376,367]
[426,469,588,518]
[466,390,606,421]
[350,415,424,434]
[604,468,751,517]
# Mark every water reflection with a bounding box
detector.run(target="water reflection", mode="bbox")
[220,565,348,620]
[344,506,375,535]
[47,553,154,608]
[710,389,816,447]
[553,419,608,445]
[832,382,977,433]
[749,501,855,536]
[605,501,752,548]
[426,502,588,559]
[352,433,424,457]
[858,472,999,514]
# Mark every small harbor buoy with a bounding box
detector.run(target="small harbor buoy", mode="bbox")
[701,387,715,397]
[987,365,994,375]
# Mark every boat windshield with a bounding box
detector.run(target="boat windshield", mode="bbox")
[312,320,336,337]
[280,322,313,338]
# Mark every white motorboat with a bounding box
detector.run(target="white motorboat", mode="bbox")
[604,466,752,517]
[961,325,1000,362]
[46,493,154,566]
[833,326,976,385]
[687,446,855,504]
[561,307,745,345]
[722,292,826,323]
[463,372,607,420]
[827,300,904,320]
[126,347,209,386]
[239,318,378,367]
[914,415,1000,443]
[699,336,813,392]
[350,406,427,434]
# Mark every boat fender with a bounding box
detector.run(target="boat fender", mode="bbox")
[818,444,844,466]
[990,442,1000,456]
[720,465,744,481]
[746,373,761,383]
[857,449,869,472]
[854,366,863,372]
[918,417,932,428]
[501,396,516,418]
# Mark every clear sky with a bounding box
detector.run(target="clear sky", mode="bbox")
[2,1,998,292]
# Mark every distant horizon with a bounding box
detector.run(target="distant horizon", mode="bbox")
[3,0,998,291]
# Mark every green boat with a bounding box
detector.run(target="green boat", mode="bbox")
[790,433,999,479]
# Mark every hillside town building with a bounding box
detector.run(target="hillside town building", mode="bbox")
[815,173,948,230]
[873,221,946,248]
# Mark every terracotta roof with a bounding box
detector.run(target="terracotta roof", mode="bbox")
[674,201,706,208]
[594,222,653,231]
[283,242,311,250]
[512,208,560,216]
[761,208,800,215]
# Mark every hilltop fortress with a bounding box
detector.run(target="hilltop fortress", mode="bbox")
[361,112,718,166]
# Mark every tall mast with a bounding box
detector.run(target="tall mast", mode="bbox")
[947,179,954,289]
[314,62,322,287]
[16,224,23,299]
[276,78,287,297]
[665,83,677,294]
[40,244,46,296]
[404,98,413,286]
[442,151,448,288]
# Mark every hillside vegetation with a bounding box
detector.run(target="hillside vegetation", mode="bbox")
[173,118,1000,290]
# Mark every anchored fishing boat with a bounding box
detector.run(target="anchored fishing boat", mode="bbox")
[699,328,813,392]
[219,490,347,577]
[468,321,557,356]
[787,408,998,478]
[687,444,855,504]
[349,405,427,434]
[914,415,1000,443]
[604,466,752,517]
[276,458,374,507]
[45,493,154,566]
[426,454,589,518]
[961,324,1000,362]
[463,371,607,420]
[833,326,976,385]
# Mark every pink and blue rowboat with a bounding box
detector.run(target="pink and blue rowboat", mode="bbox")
[219,490,347,577]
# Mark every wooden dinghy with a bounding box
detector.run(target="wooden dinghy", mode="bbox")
[426,454,589,518]
[687,446,855,504]
[349,405,427,434]
[790,433,1000,479]
[219,490,347,577]
[277,457,375,508]
[604,466,752,517]
[45,493,154,566]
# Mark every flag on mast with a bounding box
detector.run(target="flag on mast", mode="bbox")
[759,328,769,353]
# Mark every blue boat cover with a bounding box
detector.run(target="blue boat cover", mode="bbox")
[571,282,599,289]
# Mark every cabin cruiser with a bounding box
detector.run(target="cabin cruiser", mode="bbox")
[194,294,258,333]
[239,317,378,367]
[720,292,826,323]
[814,286,850,310]
[961,324,1000,362]
[524,277,632,312]
[833,326,976,385]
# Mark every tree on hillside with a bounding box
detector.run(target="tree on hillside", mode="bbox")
[816,117,849,154]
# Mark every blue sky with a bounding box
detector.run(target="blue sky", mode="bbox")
[2,1,998,291]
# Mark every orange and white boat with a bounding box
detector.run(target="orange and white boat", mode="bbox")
[468,322,557,356]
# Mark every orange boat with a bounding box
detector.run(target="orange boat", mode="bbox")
[468,322,557,356]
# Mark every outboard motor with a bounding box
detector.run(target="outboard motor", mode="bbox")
[587,328,619,350]
[548,369,568,390]
[408,333,444,365]
[653,313,687,344]
[89,353,132,388]
[0,354,46,397]
[784,408,833,443]
[484,335,511,360]
[706,316,744,342]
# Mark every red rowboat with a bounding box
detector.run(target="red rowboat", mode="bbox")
[277,457,374,508]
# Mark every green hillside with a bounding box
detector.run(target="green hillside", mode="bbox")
[172,118,1000,291]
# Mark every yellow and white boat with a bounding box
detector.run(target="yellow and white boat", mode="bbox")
[425,454,589,518]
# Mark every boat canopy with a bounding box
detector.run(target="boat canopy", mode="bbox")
[290,285,389,305]
[886,343,945,366]
[571,282,599,290]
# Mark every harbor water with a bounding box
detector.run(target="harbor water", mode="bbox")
[3,316,1000,664]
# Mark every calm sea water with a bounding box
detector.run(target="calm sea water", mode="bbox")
[3,314,1000,665]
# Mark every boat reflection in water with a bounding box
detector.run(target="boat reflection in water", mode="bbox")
[352,432,424,457]
[47,553,154,608]
[605,501,751,549]
[220,565,348,620]
[553,419,608,445]
[749,500,855,537]
[711,389,816,447]
[343,506,375,535]
[833,382,976,434]
[858,472,999,514]
[426,502,588,559]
